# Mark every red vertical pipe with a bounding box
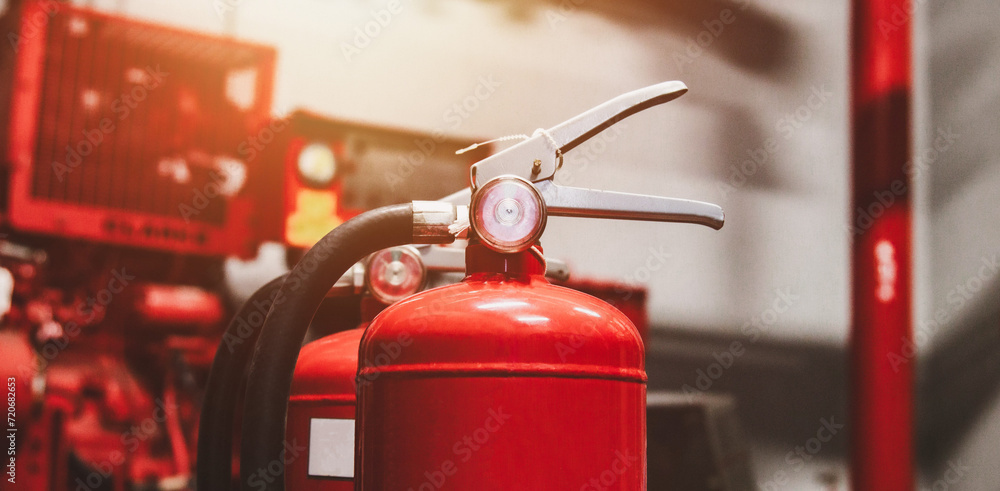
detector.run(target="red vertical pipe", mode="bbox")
[850,0,913,489]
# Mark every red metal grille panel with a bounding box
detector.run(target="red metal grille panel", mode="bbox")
[7,2,275,256]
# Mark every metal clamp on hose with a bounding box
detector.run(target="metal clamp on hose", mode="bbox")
[412,201,467,243]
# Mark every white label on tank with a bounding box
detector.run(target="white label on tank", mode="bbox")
[307,418,355,479]
[0,268,12,321]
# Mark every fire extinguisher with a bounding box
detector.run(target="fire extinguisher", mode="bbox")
[232,81,724,491]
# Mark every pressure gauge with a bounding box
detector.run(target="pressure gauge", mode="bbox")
[365,246,426,305]
[470,175,547,254]
[296,142,337,187]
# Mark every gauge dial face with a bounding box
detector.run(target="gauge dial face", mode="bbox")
[297,142,337,187]
[471,176,546,253]
[366,246,426,304]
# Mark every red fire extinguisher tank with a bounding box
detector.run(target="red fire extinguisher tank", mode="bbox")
[356,243,647,490]
[287,327,364,490]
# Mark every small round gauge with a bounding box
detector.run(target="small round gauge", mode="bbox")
[365,246,426,305]
[470,176,546,254]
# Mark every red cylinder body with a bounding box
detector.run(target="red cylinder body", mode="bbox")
[356,244,647,490]
[287,327,364,491]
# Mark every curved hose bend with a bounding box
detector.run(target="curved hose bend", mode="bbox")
[197,273,288,491]
[240,204,414,491]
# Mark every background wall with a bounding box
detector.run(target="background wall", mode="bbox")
[59,0,1000,489]
[916,1,1000,489]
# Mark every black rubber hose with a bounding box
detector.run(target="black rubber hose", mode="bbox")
[240,204,414,491]
[197,273,288,491]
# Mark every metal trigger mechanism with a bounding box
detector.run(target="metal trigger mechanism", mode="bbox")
[462,81,725,253]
